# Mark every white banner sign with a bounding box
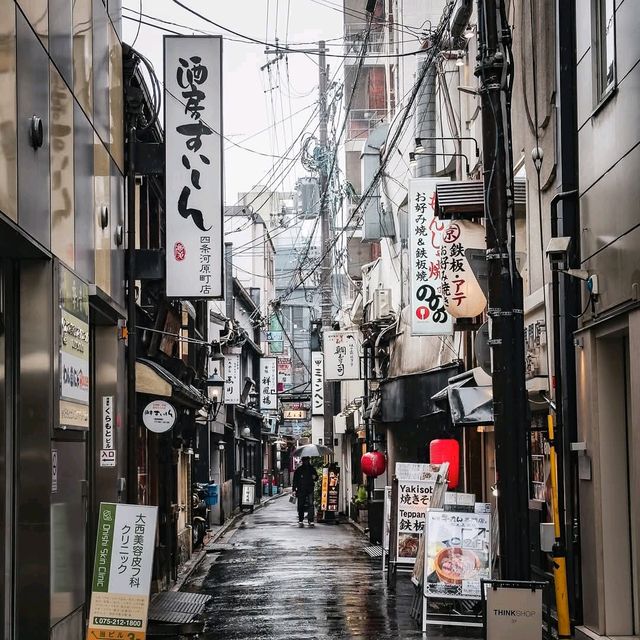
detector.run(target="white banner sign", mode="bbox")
[396,479,438,565]
[324,331,360,381]
[408,178,453,335]
[259,357,278,411]
[100,396,116,468]
[164,35,223,298]
[224,354,240,404]
[88,503,158,638]
[311,352,324,415]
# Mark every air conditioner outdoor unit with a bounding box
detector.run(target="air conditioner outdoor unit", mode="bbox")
[371,288,392,321]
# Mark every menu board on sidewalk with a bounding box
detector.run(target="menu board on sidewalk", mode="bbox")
[87,503,158,639]
[424,508,491,600]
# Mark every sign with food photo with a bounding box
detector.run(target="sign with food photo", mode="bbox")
[424,509,491,599]
[396,480,437,565]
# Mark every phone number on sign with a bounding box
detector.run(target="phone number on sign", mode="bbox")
[92,617,143,628]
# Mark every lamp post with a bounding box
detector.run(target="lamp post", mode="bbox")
[206,369,225,420]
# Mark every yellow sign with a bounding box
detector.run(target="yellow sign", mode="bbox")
[320,468,329,511]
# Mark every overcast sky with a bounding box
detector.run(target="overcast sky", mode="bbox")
[122,0,343,203]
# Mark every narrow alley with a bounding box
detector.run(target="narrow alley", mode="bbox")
[182,496,477,640]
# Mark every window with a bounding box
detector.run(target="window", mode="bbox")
[594,0,616,103]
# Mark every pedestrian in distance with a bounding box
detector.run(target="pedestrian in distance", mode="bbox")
[292,456,318,527]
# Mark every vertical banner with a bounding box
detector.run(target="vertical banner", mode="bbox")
[100,396,116,468]
[311,352,324,415]
[326,465,340,512]
[408,178,453,335]
[87,503,158,639]
[59,266,90,429]
[323,331,360,380]
[224,354,240,404]
[259,357,277,411]
[164,35,223,298]
[277,356,292,392]
[320,467,329,511]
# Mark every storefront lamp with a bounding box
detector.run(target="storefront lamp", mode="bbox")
[361,450,386,478]
[206,369,225,418]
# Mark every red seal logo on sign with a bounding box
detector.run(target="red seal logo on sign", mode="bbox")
[416,306,430,320]
[174,242,186,261]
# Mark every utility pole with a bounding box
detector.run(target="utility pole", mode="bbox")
[475,0,530,580]
[317,41,334,450]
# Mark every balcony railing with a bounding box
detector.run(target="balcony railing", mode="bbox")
[344,24,386,56]
[347,109,387,140]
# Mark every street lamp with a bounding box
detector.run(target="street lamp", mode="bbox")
[206,369,225,419]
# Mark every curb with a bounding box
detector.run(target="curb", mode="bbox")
[171,490,290,592]
[347,517,368,537]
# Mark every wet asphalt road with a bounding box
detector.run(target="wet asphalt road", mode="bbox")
[184,496,479,640]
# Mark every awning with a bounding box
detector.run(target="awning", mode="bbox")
[431,367,493,426]
[379,363,461,423]
[136,358,209,408]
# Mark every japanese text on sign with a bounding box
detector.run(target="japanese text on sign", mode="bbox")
[311,352,324,415]
[408,178,453,335]
[165,36,223,297]
[224,354,240,404]
[324,331,360,381]
[396,480,437,565]
[260,357,278,411]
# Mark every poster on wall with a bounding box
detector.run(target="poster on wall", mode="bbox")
[259,357,278,411]
[164,35,223,298]
[408,178,453,335]
[311,352,324,415]
[323,331,360,381]
[87,503,158,640]
[424,508,491,599]
[224,354,240,404]
[59,266,90,430]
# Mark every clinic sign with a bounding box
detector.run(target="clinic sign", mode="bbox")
[324,331,360,380]
[311,352,324,415]
[408,178,453,335]
[87,503,158,640]
[164,35,223,298]
[59,266,90,429]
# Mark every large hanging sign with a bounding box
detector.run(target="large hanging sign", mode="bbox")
[59,266,90,429]
[259,357,278,411]
[164,35,223,298]
[224,354,240,404]
[324,331,360,381]
[424,508,491,599]
[87,503,158,640]
[311,352,324,415]
[408,178,453,335]
[441,220,487,318]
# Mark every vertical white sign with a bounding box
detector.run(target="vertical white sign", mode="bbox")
[100,395,116,468]
[408,178,453,335]
[311,352,324,415]
[324,331,360,381]
[259,357,278,411]
[164,35,223,298]
[277,356,292,391]
[224,354,240,404]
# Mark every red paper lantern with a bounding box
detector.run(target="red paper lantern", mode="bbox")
[430,439,460,489]
[361,451,386,478]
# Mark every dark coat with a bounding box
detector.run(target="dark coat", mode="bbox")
[293,463,318,495]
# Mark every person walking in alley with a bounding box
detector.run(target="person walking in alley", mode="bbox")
[292,457,318,527]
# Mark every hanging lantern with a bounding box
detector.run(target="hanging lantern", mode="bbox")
[430,439,460,489]
[361,450,386,478]
[440,220,487,318]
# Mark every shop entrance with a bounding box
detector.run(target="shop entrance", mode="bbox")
[0,260,16,637]
[596,333,638,635]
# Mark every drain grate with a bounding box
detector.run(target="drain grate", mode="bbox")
[363,545,383,558]
[149,591,212,624]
